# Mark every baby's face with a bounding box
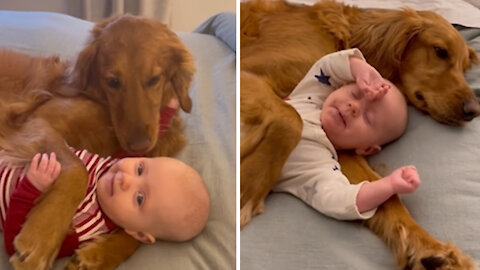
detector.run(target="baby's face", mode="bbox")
[97,157,209,243]
[321,80,408,153]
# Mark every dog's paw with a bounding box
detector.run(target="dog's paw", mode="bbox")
[252,200,265,216]
[9,239,54,270]
[63,252,102,270]
[63,253,99,270]
[240,200,265,229]
[405,243,476,270]
[63,231,138,270]
[240,202,253,229]
[9,213,65,270]
[63,243,116,270]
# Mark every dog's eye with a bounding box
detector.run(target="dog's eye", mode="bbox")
[107,78,121,89]
[434,46,449,59]
[414,91,425,101]
[147,76,160,87]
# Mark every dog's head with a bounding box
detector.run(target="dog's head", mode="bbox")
[70,15,195,153]
[400,10,480,126]
[352,8,480,126]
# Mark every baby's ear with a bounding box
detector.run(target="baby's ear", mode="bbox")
[355,145,381,156]
[125,229,156,244]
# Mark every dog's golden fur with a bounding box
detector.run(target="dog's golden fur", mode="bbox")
[240,0,478,269]
[0,15,195,270]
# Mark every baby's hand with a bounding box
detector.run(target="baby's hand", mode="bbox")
[388,165,421,194]
[349,56,389,99]
[167,97,179,110]
[27,153,62,192]
[364,80,390,100]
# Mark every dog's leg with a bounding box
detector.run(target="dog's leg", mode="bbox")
[366,196,475,270]
[11,159,88,270]
[338,153,475,270]
[240,71,302,228]
[6,120,89,270]
[64,230,139,270]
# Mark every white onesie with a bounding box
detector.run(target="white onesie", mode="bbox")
[274,48,376,220]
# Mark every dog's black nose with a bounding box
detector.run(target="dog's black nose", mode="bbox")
[462,99,480,121]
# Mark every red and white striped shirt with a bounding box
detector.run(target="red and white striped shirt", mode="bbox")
[0,149,119,257]
[0,104,177,257]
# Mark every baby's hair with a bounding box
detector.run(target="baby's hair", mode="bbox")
[179,168,210,239]
[154,163,210,242]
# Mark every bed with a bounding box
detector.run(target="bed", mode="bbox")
[0,11,236,270]
[241,1,480,269]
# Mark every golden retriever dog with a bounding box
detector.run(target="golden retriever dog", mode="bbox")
[0,14,195,270]
[240,0,479,269]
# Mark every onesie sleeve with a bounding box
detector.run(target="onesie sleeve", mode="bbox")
[274,123,376,220]
[288,48,365,100]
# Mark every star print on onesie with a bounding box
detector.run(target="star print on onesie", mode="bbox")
[315,69,331,85]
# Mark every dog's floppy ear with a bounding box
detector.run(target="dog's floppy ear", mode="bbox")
[168,48,196,113]
[70,40,99,91]
[349,8,423,80]
[70,15,122,91]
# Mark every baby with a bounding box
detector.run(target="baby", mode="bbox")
[274,48,420,220]
[1,150,210,257]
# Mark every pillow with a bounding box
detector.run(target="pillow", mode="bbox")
[0,11,92,59]
[194,12,236,52]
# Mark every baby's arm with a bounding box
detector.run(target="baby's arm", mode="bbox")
[275,131,381,220]
[4,153,81,257]
[349,56,390,99]
[26,152,62,192]
[3,153,62,255]
[356,166,421,213]
[289,49,365,99]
